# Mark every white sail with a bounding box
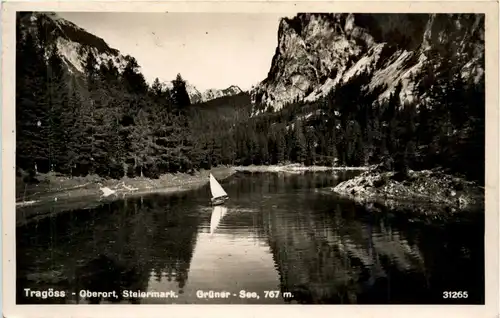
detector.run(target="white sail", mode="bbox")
[210,205,228,235]
[209,174,228,199]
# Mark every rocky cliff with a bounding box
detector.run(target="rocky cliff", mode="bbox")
[17,12,242,104]
[18,12,128,79]
[251,13,484,112]
[201,85,243,103]
[168,84,243,104]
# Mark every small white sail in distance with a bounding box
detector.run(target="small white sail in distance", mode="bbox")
[209,173,228,199]
[210,205,228,235]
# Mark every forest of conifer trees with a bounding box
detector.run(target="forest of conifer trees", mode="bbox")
[16,15,485,185]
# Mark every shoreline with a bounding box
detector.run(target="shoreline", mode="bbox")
[234,164,369,173]
[16,164,366,207]
[16,166,236,226]
[16,163,483,225]
[332,167,485,214]
[16,164,361,226]
[16,166,236,209]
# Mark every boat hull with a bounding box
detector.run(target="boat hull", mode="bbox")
[211,196,229,206]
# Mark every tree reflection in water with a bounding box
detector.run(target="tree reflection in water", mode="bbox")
[17,191,200,304]
[263,187,483,304]
[76,254,140,304]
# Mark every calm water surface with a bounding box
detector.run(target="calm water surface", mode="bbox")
[16,172,484,304]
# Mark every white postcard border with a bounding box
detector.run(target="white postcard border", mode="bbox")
[2,1,498,318]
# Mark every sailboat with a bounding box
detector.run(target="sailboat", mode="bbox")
[210,205,228,235]
[209,173,229,206]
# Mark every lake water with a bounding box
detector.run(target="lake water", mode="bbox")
[16,171,484,304]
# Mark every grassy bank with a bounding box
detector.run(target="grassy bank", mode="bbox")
[16,167,236,208]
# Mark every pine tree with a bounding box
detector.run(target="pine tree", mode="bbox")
[304,127,317,166]
[46,45,71,172]
[64,89,80,175]
[129,108,153,177]
[16,29,53,173]
[352,121,365,166]
[275,124,286,164]
[221,132,236,165]
[151,77,163,97]
[85,52,99,89]
[171,74,191,115]
[122,55,148,95]
[258,133,269,165]
[291,120,307,164]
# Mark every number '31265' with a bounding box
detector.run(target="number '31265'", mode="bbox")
[443,291,468,299]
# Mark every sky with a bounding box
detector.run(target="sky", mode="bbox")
[58,12,287,91]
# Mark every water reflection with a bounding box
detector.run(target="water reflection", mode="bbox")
[210,206,228,235]
[17,192,200,304]
[185,205,281,304]
[16,171,483,304]
[263,203,426,303]
[75,255,140,304]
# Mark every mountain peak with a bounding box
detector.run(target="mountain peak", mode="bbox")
[199,85,243,103]
[18,11,127,77]
[18,12,243,105]
[251,13,484,113]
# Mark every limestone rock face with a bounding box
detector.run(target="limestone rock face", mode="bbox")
[18,12,243,104]
[18,12,128,77]
[201,85,243,103]
[251,13,484,113]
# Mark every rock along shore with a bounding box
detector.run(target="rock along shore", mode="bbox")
[332,167,484,213]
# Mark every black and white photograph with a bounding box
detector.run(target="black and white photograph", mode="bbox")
[2,0,499,316]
